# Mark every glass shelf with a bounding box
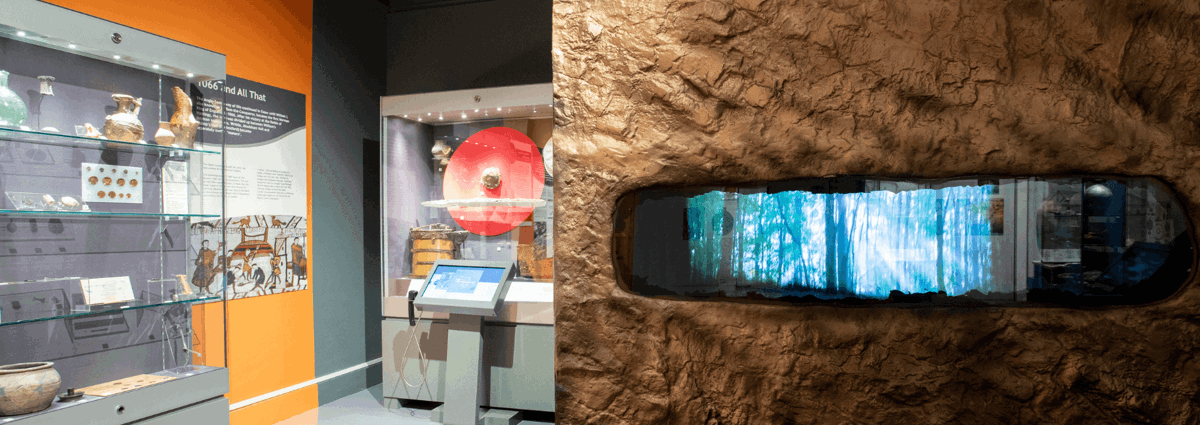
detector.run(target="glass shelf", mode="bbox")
[0,127,220,155]
[0,210,220,219]
[0,295,222,328]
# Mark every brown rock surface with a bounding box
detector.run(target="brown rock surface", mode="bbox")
[553,0,1200,423]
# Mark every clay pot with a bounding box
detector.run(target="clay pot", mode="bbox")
[169,86,198,149]
[102,94,144,143]
[154,122,175,146]
[0,362,61,416]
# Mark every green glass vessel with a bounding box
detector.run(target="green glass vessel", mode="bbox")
[0,70,28,127]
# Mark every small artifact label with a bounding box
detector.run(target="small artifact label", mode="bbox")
[80,276,135,305]
[162,161,188,215]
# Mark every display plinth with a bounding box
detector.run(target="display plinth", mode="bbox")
[444,313,484,425]
[428,313,522,425]
[0,366,228,425]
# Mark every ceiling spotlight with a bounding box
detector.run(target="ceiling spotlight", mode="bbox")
[427,112,432,116]
[474,109,479,112]
[418,117,423,122]
[187,73,194,78]
[403,115,408,118]
[496,107,502,112]
[438,116,443,120]
[151,64,160,69]
[461,114,467,119]
[16,31,26,37]
[113,55,121,60]
[68,43,76,49]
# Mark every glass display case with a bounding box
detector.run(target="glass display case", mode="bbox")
[381,84,555,302]
[0,1,227,422]
[379,84,556,414]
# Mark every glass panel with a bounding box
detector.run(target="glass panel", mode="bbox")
[0,127,221,154]
[615,177,1192,306]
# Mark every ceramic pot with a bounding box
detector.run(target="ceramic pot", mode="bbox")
[103,94,143,143]
[169,86,198,149]
[0,362,61,416]
[0,71,28,127]
[154,122,175,146]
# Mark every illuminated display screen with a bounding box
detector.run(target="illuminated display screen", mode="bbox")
[615,177,1192,305]
[422,265,507,302]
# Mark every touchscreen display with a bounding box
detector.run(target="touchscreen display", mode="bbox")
[423,265,506,302]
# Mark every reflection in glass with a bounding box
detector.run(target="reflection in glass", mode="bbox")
[617,177,1192,305]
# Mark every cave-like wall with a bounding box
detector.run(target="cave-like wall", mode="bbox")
[552,0,1200,423]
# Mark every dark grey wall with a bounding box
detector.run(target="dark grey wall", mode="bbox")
[312,0,387,404]
[385,0,553,95]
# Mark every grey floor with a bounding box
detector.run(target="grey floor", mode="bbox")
[274,385,554,425]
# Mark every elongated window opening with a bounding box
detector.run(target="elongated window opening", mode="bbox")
[614,177,1193,306]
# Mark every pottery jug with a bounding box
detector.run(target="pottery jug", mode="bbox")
[169,86,199,148]
[103,94,144,143]
[0,362,61,416]
[0,71,28,128]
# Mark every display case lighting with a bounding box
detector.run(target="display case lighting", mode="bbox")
[439,116,444,120]
[187,73,194,78]
[418,117,423,122]
[474,109,479,112]
[112,55,121,60]
[496,107,502,111]
[16,31,25,37]
[151,64,160,69]
[67,43,76,49]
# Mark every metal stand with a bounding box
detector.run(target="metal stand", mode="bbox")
[430,313,521,425]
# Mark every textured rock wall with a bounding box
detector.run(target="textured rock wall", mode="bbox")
[552,0,1200,424]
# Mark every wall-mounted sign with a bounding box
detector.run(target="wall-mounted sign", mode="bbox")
[190,76,308,300]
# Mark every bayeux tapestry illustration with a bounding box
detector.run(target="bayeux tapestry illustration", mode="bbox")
[189,215,307,299]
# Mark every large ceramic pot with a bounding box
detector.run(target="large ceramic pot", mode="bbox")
[0,362,61,416]
[103,94,144,143]
[0,70,28,127]
[169,86,198,148]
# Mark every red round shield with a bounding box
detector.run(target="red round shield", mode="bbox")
[442,127,545,236]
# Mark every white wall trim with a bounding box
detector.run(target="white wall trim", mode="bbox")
[229,358,383,411]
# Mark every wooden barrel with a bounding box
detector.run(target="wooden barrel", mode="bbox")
[411,238,455,277]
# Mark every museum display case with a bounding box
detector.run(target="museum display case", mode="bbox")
[379,84,555,414]
[0,2,229,423]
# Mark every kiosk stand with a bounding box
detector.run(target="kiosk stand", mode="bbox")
[412,260,523,425]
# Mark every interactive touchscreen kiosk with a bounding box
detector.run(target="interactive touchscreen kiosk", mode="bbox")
[411,260,519,425]
[414,260,515,317]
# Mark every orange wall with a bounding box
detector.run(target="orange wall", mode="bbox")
[44,1,317,424]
